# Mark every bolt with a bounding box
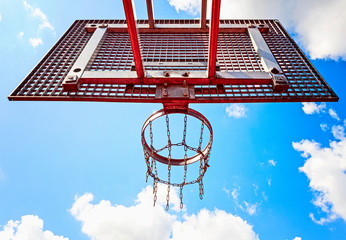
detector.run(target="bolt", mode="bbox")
[182,72,190,77]
[163,71,170,77]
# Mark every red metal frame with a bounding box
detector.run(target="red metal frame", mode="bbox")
[122,0,144,79]
[8,4,338,105]
[208,0,221,78]
[146,0,154,28]
[200,0,207,28]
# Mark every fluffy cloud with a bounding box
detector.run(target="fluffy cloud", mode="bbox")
[302,102,326,115]
[168,0,200,15]
[320,123,328,132]
[329,108,340,121]
[226,104,248,118]
[230,186,259,216]
[244,201,258,216]
[268,159,276,166]
[0,215,67,240]
[29,38,43,48]
[70,185,259,240]
[293,125,346,224]
[293,237,302,240]
[18,32,24,38]
[172,209,259,240]
[332,125,345,140]
[23,1,54,31]
[168,0,346,60]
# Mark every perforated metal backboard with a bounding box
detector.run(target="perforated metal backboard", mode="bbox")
[8,4,338,105]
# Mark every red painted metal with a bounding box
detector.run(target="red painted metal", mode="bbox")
[8,19,338,103]
[200,0,207,28]
[208,0,221,78]
[146,0,154,28]
[122,0,144,78]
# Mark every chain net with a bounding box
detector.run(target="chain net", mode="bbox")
[142,109,213,211]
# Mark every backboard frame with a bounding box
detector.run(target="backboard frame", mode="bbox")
[8,0,338,105]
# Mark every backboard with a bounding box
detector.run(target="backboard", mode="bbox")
[8,19,338,105]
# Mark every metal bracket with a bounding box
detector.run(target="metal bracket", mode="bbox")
[62,25,108,91]
[247,26,288,92]
[156,84,190,99]
[270,69,289,92]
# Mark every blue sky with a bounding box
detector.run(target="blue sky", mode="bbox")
[0,0,345,239]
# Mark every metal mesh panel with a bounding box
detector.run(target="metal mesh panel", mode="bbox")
[9,19,338,103]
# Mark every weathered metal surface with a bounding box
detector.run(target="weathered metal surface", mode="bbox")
[9,19,338,103]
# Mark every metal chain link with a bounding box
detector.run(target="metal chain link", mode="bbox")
[180,114,188,208]
[166,114,172,211]
[153,178,158,206]
[198,123,204,151]
[179,185,184,209]
[143,111,212,211]
[199,154,204,199]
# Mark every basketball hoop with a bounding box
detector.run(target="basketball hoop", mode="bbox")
[141,108,213,210]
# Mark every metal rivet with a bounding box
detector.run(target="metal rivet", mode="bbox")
[163,71,170,77]
[182,72,190,77]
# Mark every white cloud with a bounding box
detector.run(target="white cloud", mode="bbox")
[222,187,231,198]
[0,215,68,240]
[328,108,340,121]
[331,125,345,140]
[230,186,260,216]
[168,0,200,15]
[252,184,258,196]
[226,104,248,118]
[320,123,328,132]
[23,1,54,31]
[268,159,276,166]
[267,178,271,186]
[261,191,268,201]
[293,237,302,240]
[18,32,24,38]
[29,38,43,48]
[231,187,239,201]
[293,126,346,224]
[70,185,259,240]
[344,119,346,127]
[302,102,326,115]
[244,201,258,216]
[172,209,259,240]
[168,0,346,60]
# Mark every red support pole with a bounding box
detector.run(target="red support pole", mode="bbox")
[122,0,144,78]
[200,0,207,28]
[146,0,155,28]
[207,0,221,78]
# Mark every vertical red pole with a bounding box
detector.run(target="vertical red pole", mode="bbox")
[146,0,155,28]
[123,0,144,78]
[207,0,221,78]
[200,0,207,28]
